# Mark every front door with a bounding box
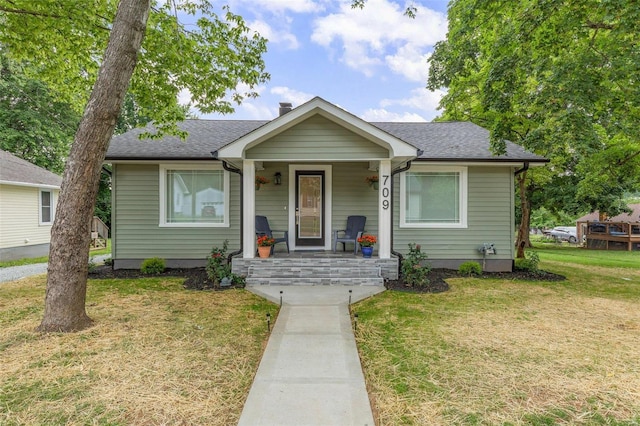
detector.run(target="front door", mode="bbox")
[295,170,325,246]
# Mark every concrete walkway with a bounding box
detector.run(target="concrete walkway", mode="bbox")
[239,285,384,426]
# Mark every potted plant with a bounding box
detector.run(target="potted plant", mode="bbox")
[257,235,276,258]
[255,175,269,190]
[357,234,377,258]
[365,175,379,190]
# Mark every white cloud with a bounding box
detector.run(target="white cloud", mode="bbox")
[378,86,446,121]
[311,0,446,80]
[270,86,315,108]
[360,108,427,122]
[249,19,300,49]
[233,0,324,14]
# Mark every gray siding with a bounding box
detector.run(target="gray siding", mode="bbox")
[112,164,241,261]
[246,116,389,160]
[393,166,515,264]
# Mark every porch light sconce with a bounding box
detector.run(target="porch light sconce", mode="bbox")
[274,172,282,185]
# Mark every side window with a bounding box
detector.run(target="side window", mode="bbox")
[40,190,53,225]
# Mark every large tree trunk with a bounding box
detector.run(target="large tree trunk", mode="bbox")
[515,170,532,259]
[38,0,150,332]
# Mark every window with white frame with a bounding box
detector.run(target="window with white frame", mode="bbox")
[39,189,54,225]
[159,165,229,227]
[400,166,467,228]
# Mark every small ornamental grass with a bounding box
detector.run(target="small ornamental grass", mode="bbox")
[458,261,482,276]
[401,243,430,287]
[140,257,166,275]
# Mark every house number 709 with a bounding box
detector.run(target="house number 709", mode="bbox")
[381,174,390,210]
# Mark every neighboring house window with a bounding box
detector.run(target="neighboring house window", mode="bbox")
[159,165,229,227]
[39,189,54,225]
[400,166,468,228]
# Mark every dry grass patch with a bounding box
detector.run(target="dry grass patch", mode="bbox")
[355,270,640,425]
[1,275,276,425]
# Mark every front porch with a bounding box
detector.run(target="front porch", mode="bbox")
[232,251,399,285]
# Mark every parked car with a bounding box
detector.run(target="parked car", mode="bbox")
[544,226,578,243]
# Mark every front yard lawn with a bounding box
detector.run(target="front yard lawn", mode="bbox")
[0,275,276,425]
[355,248,640,425]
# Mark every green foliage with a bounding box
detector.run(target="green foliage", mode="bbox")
[140,258,166,275]
[103,257,113,267]
[0,1,270,138]
[428,0,640,220]
[205,240,242,288]
[401,243,431,287]
[0,52,79,174]
[515,251,540,273]
[458,261,482,276]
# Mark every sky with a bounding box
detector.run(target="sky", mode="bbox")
[185,0,450,122]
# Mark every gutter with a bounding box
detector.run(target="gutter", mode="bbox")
[390,160,414,277]
[212,151,244,263]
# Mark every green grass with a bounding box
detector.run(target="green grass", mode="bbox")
[0,240,111,268]
[355,246,640,425]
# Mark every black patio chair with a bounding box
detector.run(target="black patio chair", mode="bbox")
[255,215,289,254]
[333,215,366,254]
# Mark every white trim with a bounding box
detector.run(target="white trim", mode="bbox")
[217,97,417,161]
[158,163,229,227]
[1,180,60,190]
[243,160,256,258]
[288,164,333,251]
[39,189,54,226]
[378,160,391,258]
[399,165,468,229]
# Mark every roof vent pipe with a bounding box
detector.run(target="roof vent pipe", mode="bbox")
[279,102,292,116]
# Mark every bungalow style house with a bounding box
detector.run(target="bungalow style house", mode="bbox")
[0,150,62,261]
[105,97,547,280]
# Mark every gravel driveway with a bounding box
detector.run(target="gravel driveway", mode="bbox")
[0,255,110,284]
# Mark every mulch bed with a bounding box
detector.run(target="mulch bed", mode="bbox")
[90,265,565,293]
[385,268,566,293]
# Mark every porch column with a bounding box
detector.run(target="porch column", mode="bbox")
[378,159,391,259]
[243,160,256,258]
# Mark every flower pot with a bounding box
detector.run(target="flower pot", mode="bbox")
[258,246,271,258]
[361,246,373,258]
[372,181,379,190]
[255,184,260,191]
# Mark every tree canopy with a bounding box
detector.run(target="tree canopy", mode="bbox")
[0,0,269,136]
[0,0,269,332]
[0,52,79,174]
[428,0,640,219]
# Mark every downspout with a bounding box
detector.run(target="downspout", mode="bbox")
[514,161,529,176]
[212,151,243,263]
[390,157,416,277]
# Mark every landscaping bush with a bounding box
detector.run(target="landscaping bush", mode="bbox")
[459,261,482,276]
[515,251,540,273]
[140,257,166,275]
[206,240,242,288]
[401,243,431,287]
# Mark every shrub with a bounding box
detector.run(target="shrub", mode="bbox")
[140,257,166,275]
[459,261,482,276]
[401,243,431,287]
[206,240,242,288]
[515,251,540,273]
[103,256,113,266]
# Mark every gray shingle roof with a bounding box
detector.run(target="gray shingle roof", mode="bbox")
[106,119,547,163]
[0,150,62,187]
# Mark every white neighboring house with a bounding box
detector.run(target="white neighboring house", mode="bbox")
[0,149,62,261]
